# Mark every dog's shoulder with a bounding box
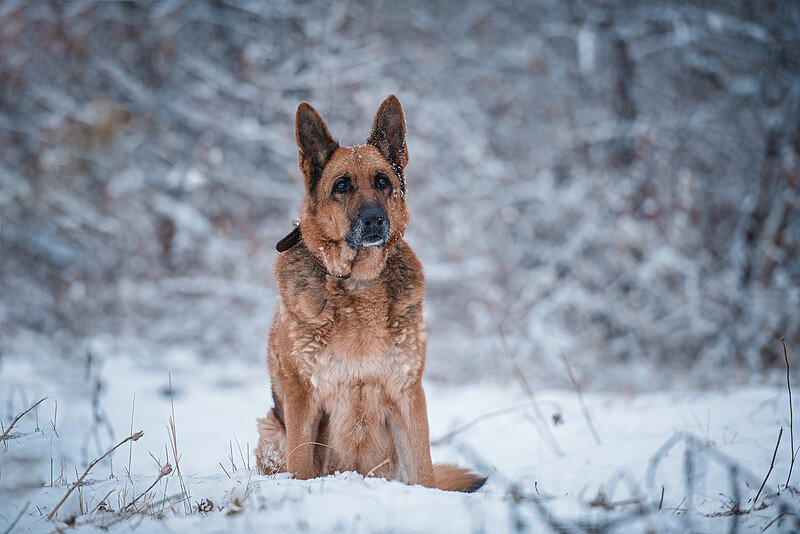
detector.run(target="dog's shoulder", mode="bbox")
[274,241,319,288]
[273,242,329,319]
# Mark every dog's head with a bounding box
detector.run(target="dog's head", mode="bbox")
[295,96,410,280]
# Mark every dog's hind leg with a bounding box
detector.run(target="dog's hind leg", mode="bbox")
[255,411,287,475]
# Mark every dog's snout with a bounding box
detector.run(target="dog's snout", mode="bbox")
[361,208,385,229]
[346,206,390,249]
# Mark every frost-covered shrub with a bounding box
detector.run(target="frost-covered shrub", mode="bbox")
[1,0,798,388]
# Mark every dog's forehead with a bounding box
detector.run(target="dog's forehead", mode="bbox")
[325,145,392,177]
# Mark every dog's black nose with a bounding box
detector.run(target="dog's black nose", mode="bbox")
[361,207,385,230]
[346,206,390,249]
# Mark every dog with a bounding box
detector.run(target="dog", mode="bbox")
[255,95,486,493]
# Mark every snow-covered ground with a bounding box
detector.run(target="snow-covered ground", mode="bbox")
[2,349,799,532]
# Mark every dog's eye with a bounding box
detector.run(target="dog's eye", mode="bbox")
[374,173,390,190]
[333,176,352,194]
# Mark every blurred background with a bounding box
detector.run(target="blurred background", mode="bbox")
[2,0,799,393]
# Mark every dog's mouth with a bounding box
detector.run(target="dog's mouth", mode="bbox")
[360,236,386,248]
[346,230,388,249]
[345,206,390,250]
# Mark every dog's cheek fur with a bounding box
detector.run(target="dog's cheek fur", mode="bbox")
[386,195,409,248]
[299,192,357,274]
[300,192,351,244]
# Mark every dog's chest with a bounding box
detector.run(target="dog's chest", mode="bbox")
[292,290,423,400]
[306,349,414,401]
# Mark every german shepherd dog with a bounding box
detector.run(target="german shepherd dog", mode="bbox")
[254,96,486,492]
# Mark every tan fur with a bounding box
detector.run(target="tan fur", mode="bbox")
[255,96,486,493]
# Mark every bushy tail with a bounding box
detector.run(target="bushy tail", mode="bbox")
[433,464,487,492]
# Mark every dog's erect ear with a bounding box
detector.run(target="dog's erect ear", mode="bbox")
[296,103,339,192]
[368,95,409,176]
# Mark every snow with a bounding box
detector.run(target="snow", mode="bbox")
[2,351,800,532]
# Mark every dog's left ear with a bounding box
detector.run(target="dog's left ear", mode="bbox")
[368,95,409,175]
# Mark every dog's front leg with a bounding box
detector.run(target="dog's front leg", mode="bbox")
[390,379,436,488]
[282,374,319,480]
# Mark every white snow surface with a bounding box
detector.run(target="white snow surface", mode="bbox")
[2,349,800,533]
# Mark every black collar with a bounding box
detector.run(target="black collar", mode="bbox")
[276,225,350,279]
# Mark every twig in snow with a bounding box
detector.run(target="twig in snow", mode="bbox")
[0,397,47,443]
[287,440,347,463]
[2,501,29,534]
[228,439,237,472]
[366,457,391,478]
[50,400,59,438]
[127,393,136,483]
[121,463,172,513]
[219,462,231,478]
[166,373,191,514]
[730,465,742,534]
[148,450,163,470]
[513,482,655,533]
[88,489,115,514]
[231,428,250,471]
[76,467,84,516]
[752,427,783,511]
[562,353,601,445]
[783,337,795,488]
[431,401,546,446]
[48,431,144,520]
[761,503,792,532]
[498,327,563,456]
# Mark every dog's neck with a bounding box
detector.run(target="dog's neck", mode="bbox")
[303,225,393,280]
[306,248,350,279]
[276,224,398,281]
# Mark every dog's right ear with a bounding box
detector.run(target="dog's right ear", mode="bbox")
[296,103,339,193]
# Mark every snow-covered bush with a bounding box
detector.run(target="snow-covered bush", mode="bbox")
[1,0,798,387]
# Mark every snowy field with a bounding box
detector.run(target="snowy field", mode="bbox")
[2,1,799,533]
[2,349,800,533]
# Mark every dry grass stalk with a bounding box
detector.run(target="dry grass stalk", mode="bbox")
[89,489,115,514]
[127,393,136,483]
[228,439,237,473]
[49,400,59,438]
[287,441,347,464]
[166,373,191,513]
[2,501,30,534]
[783,337,795,488]
[752,427,783,511]
[122,463,173,513]
[366,457,391,478]
[0,397,47,443]
[561,353,602,445]
[498,327,563,456]
[231,430,250,471]
[431,401,541,446]
[47,431,144,520]
[76,467,85,516]
[219,462,231,478]
[159,475,170,517]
